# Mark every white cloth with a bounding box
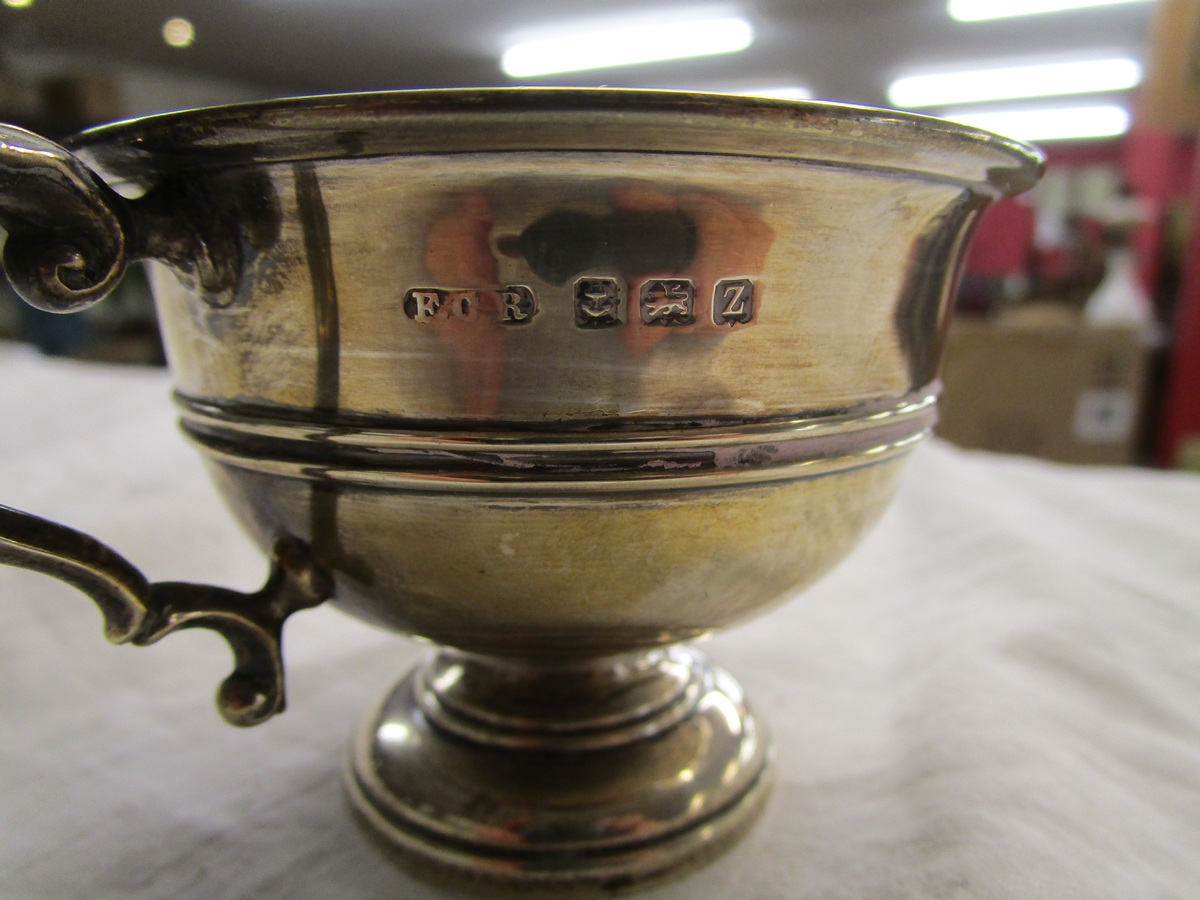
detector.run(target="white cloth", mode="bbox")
[1,343,1198,899]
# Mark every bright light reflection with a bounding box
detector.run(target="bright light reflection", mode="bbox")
[949,0,1152,21]
[378,722,413,744]
[698,690,742,735]
[888,58,1141,108]
[662,660,690,682]
[501,17,754,78]
[736,86,813,101]
[432,664,464,694]
[714,670,744,705]
[944,104,1131,142]
[678,767,695,783]
[162,17,195,48]
[739,720,758,764]
[2,0,34,9]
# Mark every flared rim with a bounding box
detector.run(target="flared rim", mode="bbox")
[68,87,1044,196]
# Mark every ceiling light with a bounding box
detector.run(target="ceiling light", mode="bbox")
[162,17,195,48]
[500,17,754,78]
[948,0,1152,22]
[943,105,1130,141]
[888,57,1141,108]
[736,86,813,100]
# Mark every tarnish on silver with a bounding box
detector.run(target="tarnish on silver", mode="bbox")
[0,89,1043,888]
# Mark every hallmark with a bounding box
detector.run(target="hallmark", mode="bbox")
[640,279,694,326]
[500,285,538,325]
[713,279,755,326]
[404,288,476,321]
[404,286,532,323]
[574,278,622,328]
[403,277,756,328]
[404,289,445,321]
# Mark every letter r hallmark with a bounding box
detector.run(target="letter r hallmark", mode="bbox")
[500,285,538,325]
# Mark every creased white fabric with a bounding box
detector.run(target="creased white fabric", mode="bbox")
[1,343,1198,899]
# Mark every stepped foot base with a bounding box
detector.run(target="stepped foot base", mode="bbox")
[345,645,771,887]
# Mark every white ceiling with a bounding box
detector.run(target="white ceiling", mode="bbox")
[0,0,1157,116]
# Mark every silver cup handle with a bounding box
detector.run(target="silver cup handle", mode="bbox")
[0,123,131,312]
[0,505,332,726]
[0,126,329,726]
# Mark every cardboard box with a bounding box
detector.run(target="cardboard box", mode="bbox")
[936,318,1149,465]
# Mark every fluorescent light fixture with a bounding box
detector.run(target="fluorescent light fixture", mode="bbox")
[736,86,813,100]
[888,57,1141,108]
[943,104,1131,141]
[948,0,1152,21]
[501,17,754,78]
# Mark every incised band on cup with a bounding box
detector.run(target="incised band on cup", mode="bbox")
[175,386,939,493]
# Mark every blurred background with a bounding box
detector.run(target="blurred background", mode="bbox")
[0,0,1197,470]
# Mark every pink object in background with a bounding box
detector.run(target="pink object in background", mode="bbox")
[964,197,1036,278]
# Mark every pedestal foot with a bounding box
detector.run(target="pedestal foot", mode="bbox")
[345,645,771,887]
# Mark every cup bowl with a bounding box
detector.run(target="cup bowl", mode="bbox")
[197,416,916,657]
[66,89,1039,659]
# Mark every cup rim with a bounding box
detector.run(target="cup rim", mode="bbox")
[69,87,1044,197]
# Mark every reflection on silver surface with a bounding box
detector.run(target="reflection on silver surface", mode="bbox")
[0,90,1041,886]
[349,646,772,882]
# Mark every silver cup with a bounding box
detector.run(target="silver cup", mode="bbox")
[0,89,1041,885]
